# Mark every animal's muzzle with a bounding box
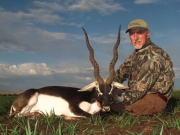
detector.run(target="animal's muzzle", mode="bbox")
[102,106,110,112]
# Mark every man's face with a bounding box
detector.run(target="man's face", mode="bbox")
[129,29,150,49]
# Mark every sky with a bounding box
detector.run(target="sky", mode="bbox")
[0,0,180,92]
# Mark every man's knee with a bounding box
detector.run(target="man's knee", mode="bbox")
[125,94,167,115]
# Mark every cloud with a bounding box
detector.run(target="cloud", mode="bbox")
[0,62,93,77]
[81,29,129,45]
[0,25,53,52]
[0,11,129,53]
[68,0,125,15]
[174,66,180,78]
[39,29,68,40]
[33,1,64,11]
[0,63,51,76]
[32,0,125,15]
[54,67,88,74]
[0,0,127,52]
[0,3,81,27]
[75,76,92,81]
[0,9,63,25]
[26,10,63,24]
[134,0,159,4]
[0,17,81,52]
[0,62,95,91]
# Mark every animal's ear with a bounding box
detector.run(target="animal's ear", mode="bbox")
[112,81,129,89]
[78,81,98,92]
[78,87,95,92]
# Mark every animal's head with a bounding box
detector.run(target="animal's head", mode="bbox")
[79,26,128,112]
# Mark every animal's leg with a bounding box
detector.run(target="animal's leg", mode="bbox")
[19,92,39,115]
[69,104,92,118]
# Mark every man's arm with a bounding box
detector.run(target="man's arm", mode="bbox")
[114,59,161,105]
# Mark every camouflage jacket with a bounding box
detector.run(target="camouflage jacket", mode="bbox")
[114,39,175,104]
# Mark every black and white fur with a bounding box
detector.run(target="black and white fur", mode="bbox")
[9,86,101,118]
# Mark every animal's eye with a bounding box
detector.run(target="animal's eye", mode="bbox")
[99,95,103,100]
[91,98,96,103]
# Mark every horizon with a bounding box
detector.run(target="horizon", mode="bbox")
[0,0,180,91]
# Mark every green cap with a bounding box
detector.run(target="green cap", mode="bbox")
[126,19,149,33]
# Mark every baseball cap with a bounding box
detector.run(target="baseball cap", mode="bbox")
[126,19,149,33]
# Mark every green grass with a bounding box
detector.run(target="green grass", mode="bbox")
[0,90,180,135]
[0,95,17,115]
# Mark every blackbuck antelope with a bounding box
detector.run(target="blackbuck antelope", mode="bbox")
[9,26,128,118]
[9,86,101,118]
[79,26,128,112]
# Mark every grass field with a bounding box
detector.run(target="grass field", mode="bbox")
[0,90,180,135]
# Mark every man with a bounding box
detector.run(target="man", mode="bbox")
[111,19,175,115]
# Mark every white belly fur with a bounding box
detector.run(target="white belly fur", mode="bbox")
[30,94,79,117]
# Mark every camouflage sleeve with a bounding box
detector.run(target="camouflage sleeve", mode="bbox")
[114,90,146,104]
[115,59,161,104]
[114,57,132,83]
